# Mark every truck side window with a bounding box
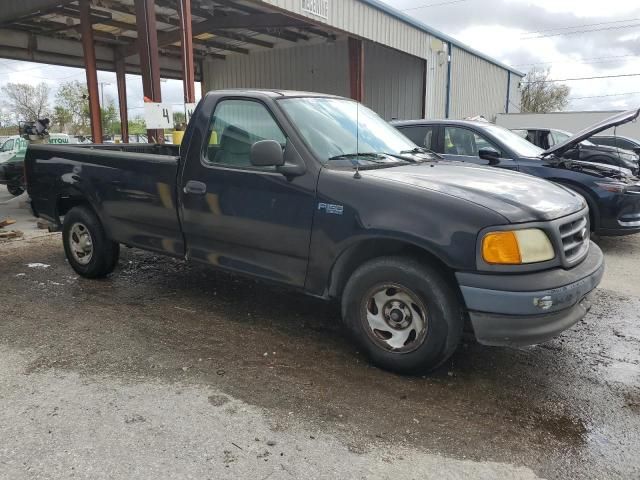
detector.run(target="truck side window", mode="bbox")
[205,99,286,169]
[398,126,434,150]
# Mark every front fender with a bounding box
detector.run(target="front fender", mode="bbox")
[304,169,508,297]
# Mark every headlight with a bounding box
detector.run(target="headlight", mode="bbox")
[482,229,555,265]
[594,181,640,194]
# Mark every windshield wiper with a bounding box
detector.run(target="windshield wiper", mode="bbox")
[327,152,384,161]
[399,146,444,159]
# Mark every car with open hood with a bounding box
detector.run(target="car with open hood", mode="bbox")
[591,134,640,157]
[512,127,639,174]
[393,109,640,236]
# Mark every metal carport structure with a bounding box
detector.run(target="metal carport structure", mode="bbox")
[0,0,341,143]
[0,0,524,143]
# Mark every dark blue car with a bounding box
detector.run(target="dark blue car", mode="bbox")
[393,109,640,236]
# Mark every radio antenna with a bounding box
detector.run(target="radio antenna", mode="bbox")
[354,103,361,179]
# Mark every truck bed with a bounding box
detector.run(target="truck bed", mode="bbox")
[26,143,185,257]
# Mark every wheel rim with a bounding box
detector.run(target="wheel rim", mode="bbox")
[69,222,93,265]
[361,283,428,353]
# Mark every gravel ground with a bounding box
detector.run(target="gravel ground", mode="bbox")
[1,194,639,479]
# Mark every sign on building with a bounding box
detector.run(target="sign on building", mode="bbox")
[301,0,328,19]
[144,103,174,129]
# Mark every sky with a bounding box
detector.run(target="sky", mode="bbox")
[0,0,638,120]
[381,0,640,111]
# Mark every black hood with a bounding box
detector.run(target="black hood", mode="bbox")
[543,108,640,157]
[366,161,586,223]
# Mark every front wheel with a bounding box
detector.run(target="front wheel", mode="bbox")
[62,206,120,278]
[341,256,463,374]
[7,184,24,196]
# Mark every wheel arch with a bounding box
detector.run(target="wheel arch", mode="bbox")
[55,188,112,237]
[327,237,461,302]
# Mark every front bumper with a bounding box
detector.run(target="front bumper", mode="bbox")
[597,191,640,236]
[456,242,604,347]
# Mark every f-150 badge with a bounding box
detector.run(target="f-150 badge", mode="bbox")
[318,203,344,215]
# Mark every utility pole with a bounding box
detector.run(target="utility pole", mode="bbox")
[99,82,112,109]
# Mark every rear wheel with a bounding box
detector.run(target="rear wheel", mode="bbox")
[7,184,24,196]
[341,256,463,374]
[62,206,119,278]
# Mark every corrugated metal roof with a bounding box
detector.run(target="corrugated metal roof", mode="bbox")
[359,0,525,77]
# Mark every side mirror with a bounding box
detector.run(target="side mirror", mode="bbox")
[479,147,500,164]
[250,140,284,167]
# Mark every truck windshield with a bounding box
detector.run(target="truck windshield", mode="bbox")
[278,97,418,164]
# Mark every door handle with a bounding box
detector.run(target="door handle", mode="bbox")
[183,180,207,195]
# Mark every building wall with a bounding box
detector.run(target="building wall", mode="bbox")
[203,40,350,97]
[449,46,509,120]
[508,72,522,113]
[363,41,425,120]
[257,0,451,118]
[203,0,523,121]
[203,39,427,120]
[496,111,640,139]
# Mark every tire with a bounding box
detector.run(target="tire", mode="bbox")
[62,206,120,278]
[341,256,463,374]
[7,184,24,196]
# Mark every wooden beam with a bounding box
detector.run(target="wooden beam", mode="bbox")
[146,0,275,47]
[208,1,309,40]
[195,38,249,55]
[135,0,163,143]
[80,0,103,143]
[209,30,273,48]
[348,37,364,103]
[123,13,308,57]
[0,0,75,24]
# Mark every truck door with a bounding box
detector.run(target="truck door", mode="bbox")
[179,98,316,287]
[441,125,518,170]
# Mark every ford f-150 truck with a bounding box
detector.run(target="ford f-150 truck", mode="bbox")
[26,90,604,374]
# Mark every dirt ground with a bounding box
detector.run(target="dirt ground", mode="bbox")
[1,187,639,479]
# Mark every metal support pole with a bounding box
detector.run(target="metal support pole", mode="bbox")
[348,37,364,103]
[178,0,196,104]
[79,0,102,143]
[445,42,452,119]
[115,58,129,143]
[200,60,206,98]
[505,72,511,114]
[134,0,163,143]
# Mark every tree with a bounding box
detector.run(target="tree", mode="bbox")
[520,67,570,113]
[128,117,147,135]
[100,98,119,137]
[51,105,73,133]
[55,80,91,135]
[173,111,186,128]
[1,82,50,122]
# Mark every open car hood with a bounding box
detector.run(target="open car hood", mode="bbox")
[543,108,640,157]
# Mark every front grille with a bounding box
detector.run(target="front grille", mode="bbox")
[558,214,590,264]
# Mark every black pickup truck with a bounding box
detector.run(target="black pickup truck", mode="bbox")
[26,90,604,373]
